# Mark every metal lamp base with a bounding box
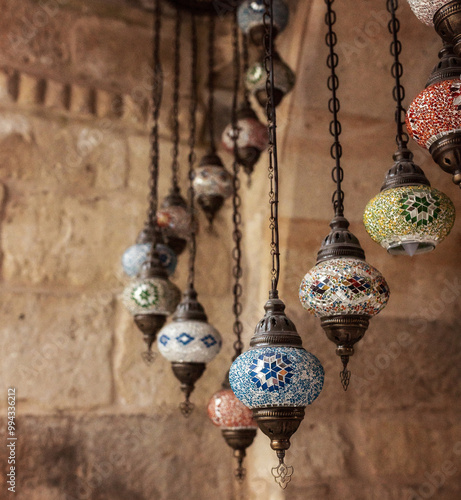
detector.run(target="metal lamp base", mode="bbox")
[196,194,224,227]
[171,362,206,417]
[134,313,167,364]
[429,133,461,187]
[222,428,258,481]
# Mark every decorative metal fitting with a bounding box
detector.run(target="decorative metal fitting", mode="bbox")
[173,285,208,322]
[171,362,206,417]
[426,44,461,87]
[221,428,258,481]
[434,1,461,57]
[252,407,304,488]
[430,133,461,187]
[380,147,431,191]
[320,315,370,391]
[316,215,366,264]
[249,296,303,349]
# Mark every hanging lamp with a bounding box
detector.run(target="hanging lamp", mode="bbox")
[299,0,390,391]
[230,0,324,489]
[122,0,181,364]
[208,15,258,481]
[406,43,461,188]
[237,0,289,45]
[193,15,233,226]
[157,7,191,257]
[221,33,268,180]
[364,0,455,256]
[158,14,222,417]
[406,0,461,56]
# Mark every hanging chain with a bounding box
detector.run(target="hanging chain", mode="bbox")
[187,12,198,289]
[325,0,345,217]
[263,0,280,296]
[387,0,409,149]
[146,0,163,246]
[231,9,244,358]
[207,15,217,153]
[170,6,182,193]
[242,33,251,107]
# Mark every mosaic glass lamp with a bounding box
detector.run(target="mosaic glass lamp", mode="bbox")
[245,51,295,108]
[123,251,181,363]
[229,296,324,487]
[221,104,268,177]
[192,152,233,226]
[406,44,461,187]
[299,216,390,389]
[237,0,289,45]
[157,189,191,256]
[157,286,222,416]
[364,148,455,255]
[207,375,258,481]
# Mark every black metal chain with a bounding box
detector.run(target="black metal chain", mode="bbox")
[263,0,280,296]
[325,0,344,217]
[242,33,251,107]
[170,6,182,193]
[207,15,217,154]
[387,0,409,149]
[231,9,244,358]
[187,12,198,289]
[147,0,163,247]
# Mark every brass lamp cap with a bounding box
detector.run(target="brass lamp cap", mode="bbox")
[173,286,208,322]
[381,148,431,191]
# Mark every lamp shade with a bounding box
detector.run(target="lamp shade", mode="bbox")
[364,185,455,255]
[406,0,452,26]
[299,258,390,318]
[157,205,192,241]
[208,388,258,429]
[237,0,289,44]
[122,242,177,277]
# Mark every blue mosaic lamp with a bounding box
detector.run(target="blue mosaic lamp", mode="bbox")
[237,0,289,45]
[157,285,222,416]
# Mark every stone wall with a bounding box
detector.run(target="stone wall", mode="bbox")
[0,0,460,499]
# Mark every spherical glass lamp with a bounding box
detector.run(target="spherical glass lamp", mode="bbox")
[363,148,455,256]
[157,285,222,416]
[158,189,191,256]
[229,294,324,488]
[245,51,295,108]
[299,216,390,389]
[221,104,268,177]
[122,253,181,363]
[122,241,177,277]
[406,0,452,26]
[237,0,289,45]
[192,152,233,226]
[207,378,258,481]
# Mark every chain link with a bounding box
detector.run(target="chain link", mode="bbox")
[387,0,409,149]
[146,0,163,245]
[187,12,198,289]
[170,6,182,193]
[263,0,280,295]
[325,0,345,217]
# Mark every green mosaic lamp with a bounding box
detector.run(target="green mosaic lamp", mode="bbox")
[363,0,455,256]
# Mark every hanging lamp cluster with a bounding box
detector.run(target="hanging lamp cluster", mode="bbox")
[230,0,324,489]
[364,0,455,257]
[157,12,222,417]
[299,0,390,392]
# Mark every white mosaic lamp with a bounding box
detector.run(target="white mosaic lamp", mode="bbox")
[299,216,390,390]
[157,285,222,416]
[122,252,181,363]
[245,51,295,109]
[237,0,289,44]
[192,152,233,226]
[207,377,258,481]
[229,295,324,488]
[363,148,455,256]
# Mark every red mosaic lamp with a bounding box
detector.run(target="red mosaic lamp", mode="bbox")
[406,44,461,187]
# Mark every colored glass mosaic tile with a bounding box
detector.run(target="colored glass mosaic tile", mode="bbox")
[406,0,451,26]
[207,389,258,429]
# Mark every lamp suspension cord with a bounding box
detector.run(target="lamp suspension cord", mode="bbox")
[387,0,409,149]
[263,0,280,296]
[207,15,217,154]
[147,0,163,248]
[325,0,345,218]
[171,6,182,193]
[242,33,251,108]
[187,12,198,289]
[231,8,244,358]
